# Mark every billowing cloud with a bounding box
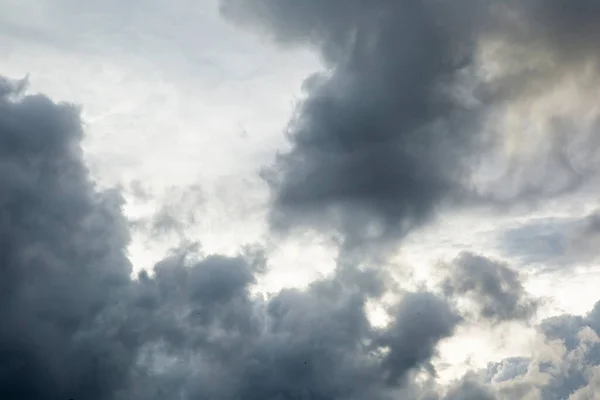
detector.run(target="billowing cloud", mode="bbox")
[442,252,539,322]
[219,0,600,252]
[4,0,600,398]
[0,75,137,399]
[478,301,600,400]
[220,0,487,251]
[0,74,462,399]
[129,261,457,399]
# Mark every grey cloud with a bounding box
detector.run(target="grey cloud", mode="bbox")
[569,366,600,400]
[443,378,496,400]
[6,0,600,396]
[499,211,600,270]
[126,265,460,399]
[220,0,600,252]
[471,1,600,204]
[221,0,488,252]
[485,357,531,384]
[499,218,570,267]
[457,300,600,400]
[503,0,600,63]
[564,211,600,265]
[0,74,462,399]
[443,252,539,322]
[377,292,461,385]
[125,257,462,399]
[0,75,134,399]
[419,375,499,400]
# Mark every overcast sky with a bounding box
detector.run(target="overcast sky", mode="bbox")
[2,1,600,399]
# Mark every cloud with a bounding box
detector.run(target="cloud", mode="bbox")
[0,73,462,399]
[125,261,462,399]
[503,0,600,63]
[499,211,600,269]
[220,0,489,252]
[466,0,600,204]
[219,0,600,254]
[0,75,134,399]
[564,211,600,265]
[4,0,600,398]
[447,301,600,399]
[442,252,539,322]
[499,218,570,267]
[442,377,496,400]
[376,292,461,385]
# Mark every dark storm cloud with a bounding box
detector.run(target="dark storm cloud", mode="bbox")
[564,211,600,265]
[376,292,461,385]
[219,0,600,250]
[503,0,600,62]
[442,252,539,322]
[133,257,462,399]
[221,0,488,250]
[0,76,135,398]
[5,0,600,397]
[133,266,459,400]
[0,74,462,399]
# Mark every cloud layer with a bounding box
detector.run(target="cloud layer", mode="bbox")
[3,0,600,398]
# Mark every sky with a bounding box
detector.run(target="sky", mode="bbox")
[1,0,600,399]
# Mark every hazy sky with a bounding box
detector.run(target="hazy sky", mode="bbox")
[2,1,600,399]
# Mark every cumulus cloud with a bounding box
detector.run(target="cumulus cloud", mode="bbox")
[221,0,487,252]
[442,252,539,322]
[418,301,600,400]
[214,3,600,397]
[0,74,462,399]
[475,302,600,400]
[0,75,134,399]
[219,0,600,254]
[4,0,600,398]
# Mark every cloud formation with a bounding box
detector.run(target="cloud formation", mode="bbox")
[442,252,539,322]
[499,210,600,269]
[0,74,461,399]
[6,70,584,400]
[467,301,600,400]
[4,0,600,398]
[0,76,137,398]
[220,0,600,252]
[221,0,486,251]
